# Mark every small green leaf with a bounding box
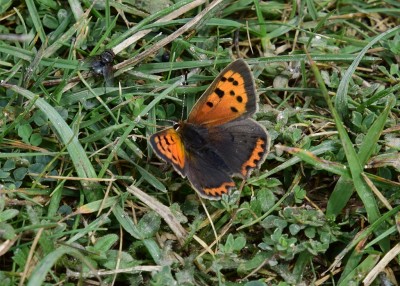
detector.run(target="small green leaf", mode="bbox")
[43,14,59,29]
[238,252,271,274]
[29,133,42,146]
[233,236,246,252]
[137,212,161,239]
[0,222,16,240]
[93,234,119,252]
[3,160,15,171]
[351,111,363,128]
[0,209,19,222]
[18,124,32,143]
[150,266,176,286]
[289,224,301,235]
[294,186,306,202]
[37,0,58,9]
[102,250,136,269]
[28,163,45,174]
[0,170,11,179]
[32,110,48,126]
[112,205,143,240]
[304,227,316,239]
[0,0,12,14]
[142,238,162,264]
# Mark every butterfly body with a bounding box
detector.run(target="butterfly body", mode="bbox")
[150,59,270,200]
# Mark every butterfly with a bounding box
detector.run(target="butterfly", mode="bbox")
[149,59,270,200]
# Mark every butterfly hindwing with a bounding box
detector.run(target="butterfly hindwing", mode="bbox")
[184,153,236,200]
[187,59,257,126]
[207,119,269,178]
[149,128,186,176]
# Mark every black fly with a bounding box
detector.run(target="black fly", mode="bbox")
[90,49,115,87]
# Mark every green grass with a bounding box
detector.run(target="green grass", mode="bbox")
[1,0,400,285]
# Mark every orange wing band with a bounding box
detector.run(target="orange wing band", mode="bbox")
[241,138,267,176]
[203,182,235,197]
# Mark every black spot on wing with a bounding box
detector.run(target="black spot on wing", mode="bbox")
[164,136,172,145]
[215,88,224,98]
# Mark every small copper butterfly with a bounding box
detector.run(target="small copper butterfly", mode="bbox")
[149,59,270,200]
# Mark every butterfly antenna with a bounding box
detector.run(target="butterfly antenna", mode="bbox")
[155,118,176,127]
[180,71,188,121]
[233,29,240,57]
[180,93,186,121]
[179,66,200,121]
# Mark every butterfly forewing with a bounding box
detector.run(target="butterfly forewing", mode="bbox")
[188,59,257,126]
[149,128,186,176]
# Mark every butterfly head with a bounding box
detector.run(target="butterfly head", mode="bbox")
[173,121,183,131]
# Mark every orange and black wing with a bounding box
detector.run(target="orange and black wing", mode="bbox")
[207,119,269,178]
[187,59,258,127]
[149,128,186,176]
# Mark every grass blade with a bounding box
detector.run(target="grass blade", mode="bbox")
[1,83,102,201]
[335,26,400,119]
[25,0,46,43]
[327,98,394,216]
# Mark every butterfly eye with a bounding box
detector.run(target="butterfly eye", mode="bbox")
[173,123,180,130]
